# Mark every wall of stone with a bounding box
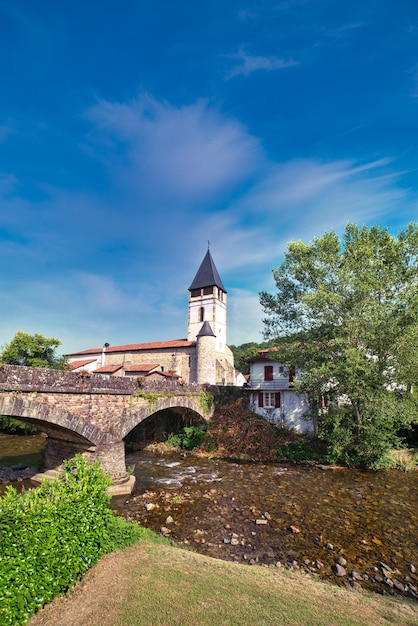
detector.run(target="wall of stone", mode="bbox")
[0,364,138,394]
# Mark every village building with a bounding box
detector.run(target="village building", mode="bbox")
[246,349,315,436]
[67,249,244,386]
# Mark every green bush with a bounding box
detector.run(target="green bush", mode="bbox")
[0,455,142,626]
[166,425,208,450]
[0,415,38,435]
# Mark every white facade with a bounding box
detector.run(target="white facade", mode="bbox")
[188,286,227,353]
[247,354,315,436]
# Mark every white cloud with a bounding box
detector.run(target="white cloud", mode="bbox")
[85,95,262,202]
[225,50,298,79]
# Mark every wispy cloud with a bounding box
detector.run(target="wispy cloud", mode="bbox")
[85,95,262,201]
[225,50,298,79]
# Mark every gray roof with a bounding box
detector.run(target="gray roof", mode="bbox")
[188,249,227,292]
[197,321,216,337]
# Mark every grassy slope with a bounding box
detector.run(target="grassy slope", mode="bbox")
[29,542,417,626]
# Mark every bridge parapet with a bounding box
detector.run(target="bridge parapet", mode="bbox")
[0,364,139,394]
[0,364,215,396]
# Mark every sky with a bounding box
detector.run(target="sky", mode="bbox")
[0,0,417,355]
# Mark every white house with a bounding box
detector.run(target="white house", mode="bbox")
[246,349,315,436]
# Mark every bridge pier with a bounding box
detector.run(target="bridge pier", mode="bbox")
[42,437,135,495]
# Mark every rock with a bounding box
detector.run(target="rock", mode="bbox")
[165,515,174,524]
[264,512,271,520]
[325,542,333,550]
[255,519,267,525]
[384,578,394,588]
[392,579,405,592]
[230,537,239,546]
[349,581,362,592]
[160,527,171,536]
[145,502,156,511]
[337,556,347,566]
[315,560,324,569]
[380,562,393,573]
[351,570,362,581]
[409,564,416,574]
[289,525,301,534]
[334,564,347,577]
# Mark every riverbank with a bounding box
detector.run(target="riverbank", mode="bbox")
[28,541,417,626]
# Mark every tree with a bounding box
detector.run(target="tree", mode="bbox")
[1,331,67,369]
[260,223,418,468]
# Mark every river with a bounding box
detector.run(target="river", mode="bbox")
[1,434,417,599]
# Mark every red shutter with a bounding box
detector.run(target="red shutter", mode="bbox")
[264,365,273,381]
[275,393,281,408]
[258,392,264,407]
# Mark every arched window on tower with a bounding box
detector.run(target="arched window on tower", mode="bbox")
[199,307,205,322]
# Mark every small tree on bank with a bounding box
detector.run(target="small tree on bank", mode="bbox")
[1,331,67,369]
[260,223,418,468]
[0,331,68,433]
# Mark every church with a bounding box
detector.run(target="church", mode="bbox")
[67,249,242,386]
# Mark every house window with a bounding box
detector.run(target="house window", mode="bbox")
[258,392,280,408]
[199,307,205,322]
[264,365,273,381]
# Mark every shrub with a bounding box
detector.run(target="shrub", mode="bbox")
[0,455,141,625]
[166,425,208,450]
[0,415,38,435]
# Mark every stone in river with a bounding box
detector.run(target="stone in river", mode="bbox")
[333,564,347,577]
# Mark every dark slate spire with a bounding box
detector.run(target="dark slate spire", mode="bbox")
[197,321,216,337]
[188,249,227,292]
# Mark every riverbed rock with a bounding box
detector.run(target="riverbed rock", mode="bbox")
[289,525,301,534]
[325,542,333,550]
[165,515,174,524]
[255,518,267,525]
[409,563,416,574]
[333,564,347,577]
[337,556,347,566]
[145,502,157,511]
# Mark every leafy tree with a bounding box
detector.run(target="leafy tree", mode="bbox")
[260,223,418,468]
[229,341,276,374]
[1,331,67,369]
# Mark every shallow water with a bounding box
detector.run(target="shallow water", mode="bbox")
[116,448,418,598]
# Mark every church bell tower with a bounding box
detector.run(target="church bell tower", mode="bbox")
[187,248,227,354]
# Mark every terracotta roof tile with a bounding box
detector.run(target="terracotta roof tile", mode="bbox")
[68,359,97,370]
[94,364,123,373]
[68,339,195,357]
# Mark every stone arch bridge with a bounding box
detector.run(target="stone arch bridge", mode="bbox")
[0,365,215,493]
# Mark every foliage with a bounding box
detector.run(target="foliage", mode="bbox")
[166,425,208,450]
[229,340,276,374]
[0,331,67,369]
[0,455,142,625]
[199,389,214,412]
[275,442,316,461]
[260,223,418,468]
[0,415,38,434]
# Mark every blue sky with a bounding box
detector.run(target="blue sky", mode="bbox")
[0,1,417,355]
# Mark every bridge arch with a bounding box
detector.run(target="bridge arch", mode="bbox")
[120,396,213,440]
[0,393,108,445]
